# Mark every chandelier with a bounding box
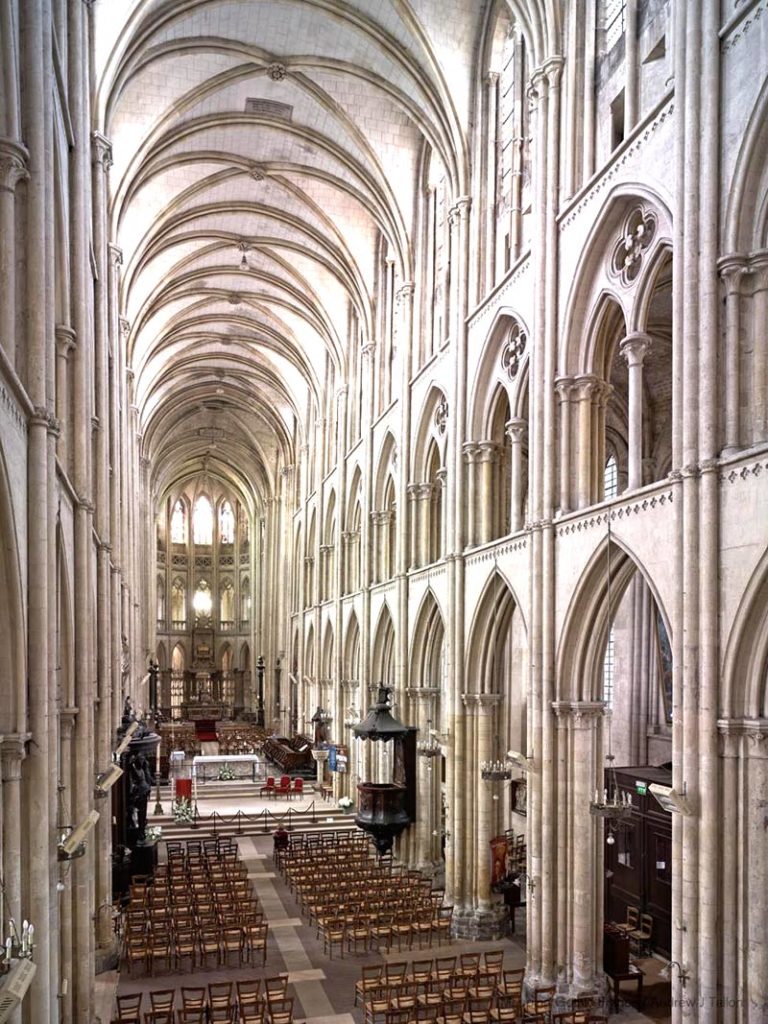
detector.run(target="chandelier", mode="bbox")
[480,758,514,782]
[2,919,35,968]
[417,718,441,759]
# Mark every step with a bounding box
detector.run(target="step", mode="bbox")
[152,805,358,841]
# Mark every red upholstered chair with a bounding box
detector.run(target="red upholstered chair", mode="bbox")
[259,777,275,797]
[275,776,291,798]
[291,778,304,800]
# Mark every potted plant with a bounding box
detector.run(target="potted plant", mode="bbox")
[338,795,354,812]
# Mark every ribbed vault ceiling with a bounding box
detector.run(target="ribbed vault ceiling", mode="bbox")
[96,0,478,512]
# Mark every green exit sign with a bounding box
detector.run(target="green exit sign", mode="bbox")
[635,781,647,795]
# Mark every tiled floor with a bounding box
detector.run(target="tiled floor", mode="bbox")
[108,831,668,1023]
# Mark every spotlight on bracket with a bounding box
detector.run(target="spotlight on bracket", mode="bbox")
[648,783,691,816]
[114,721,139,757]
[506,750,535,772]
[94,763,123,798]
[58,810,100,860]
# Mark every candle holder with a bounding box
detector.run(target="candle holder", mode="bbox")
[1,919,35,974]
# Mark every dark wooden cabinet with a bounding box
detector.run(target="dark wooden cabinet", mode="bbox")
[604,764,672,958]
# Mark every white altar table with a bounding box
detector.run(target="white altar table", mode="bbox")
[192,754,266,801]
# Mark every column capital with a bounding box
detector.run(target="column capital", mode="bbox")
[435,467,448,486]
[448,196,471,226]
[476,440,501,463]
[462,692,502,713]
[108,243,124,267]
[718,717,768,757]
[462,442,481,463]
[120,318,131,339]
[554,375,577,401]
[341,529,359,542]
[30,406,61,436]
[505,417,527,443]
[396,281,415,301]
[407,482,433,500]
[620,332,653,367]
[0,138,29,193]
[55,324,77,356]
[551,700,605,724]
[59,708,79,740]
[485,71,500,87]
[91,131,113,171]
[1,733,30,780]
[406,687,440,707]
[361,341,377,359]
[572,374,602,401]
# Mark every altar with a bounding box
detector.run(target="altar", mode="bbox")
[192,754,266,802]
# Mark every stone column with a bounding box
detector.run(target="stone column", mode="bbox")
[483,72,499,289]
[506,418,527,532]
[750,259,768,445]
[717,721,740,1024]
[718,255,746,455]
[745,725,768,1023]
[620,333,652,490]
[58,710,77,1024]
[555,378,575,513]
[1,735,26,1024]
[0,139,28,364]
[477,442,500,544]
[380,509,394,580]
[624,0,639,134]
[554,701,605,997]
[592,381,613,499]
[406,484,420,569]
[573,375,599,508]
[54,325,76,465]
[407,687,439,869]
[462,443,480,547]
[435,468,447,559]
[415,483,433,566]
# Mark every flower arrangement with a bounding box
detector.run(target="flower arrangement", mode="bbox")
[218,762,236,781]
[172,797,194,823]
[144,825,163,843]
[338,796,353,811]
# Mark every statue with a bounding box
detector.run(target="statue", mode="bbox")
[311,706,328,746]
[127,752,154,844]
[121,634,131,690]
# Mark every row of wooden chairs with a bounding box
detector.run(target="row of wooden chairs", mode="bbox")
[355,953,509,1006]
[114,976,293,1023]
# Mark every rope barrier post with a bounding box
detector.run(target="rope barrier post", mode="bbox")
[236,810,243,835]
[261,809,269,834]
[211,811,218,836]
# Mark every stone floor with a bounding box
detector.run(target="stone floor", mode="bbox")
[102,824,671,1023]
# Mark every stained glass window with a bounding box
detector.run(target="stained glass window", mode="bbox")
[193,495,213,545]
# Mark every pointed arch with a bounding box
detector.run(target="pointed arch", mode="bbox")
[722,547,768,719]
[469,309,530,438]
[557,534,672,703]
[371,602,396,686]
[411,385,448,481]
[410,589,446,692]
[343,611,361,686]
[465,570,524,695]
[0,442,26,734]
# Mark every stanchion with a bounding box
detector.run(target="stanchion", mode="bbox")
[211,811,219,836]
[236,810,244,835]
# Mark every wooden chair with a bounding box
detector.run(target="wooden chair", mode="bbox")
[208,981,234,1015]
[116,994,143,1019]
[356,964,384,1006]
[149,991,175,1015]
[435,995,467,1024]
[143,1013,173,1024]
[432,906,453,946]
[175,928,197,971]
[483,950,505,978]
[628,913,653,955]
[147,934,173,975]
[523,986,556,1023]
[267,998,294,1024]
[175,1011,206,1024]
[321,916,346,959]
[198,926,222,967]
[239,1010,266,1024]
[125,935,147,975]
[180,989,206,1012]
[457,953,481,980]
[263,975,289,1004]
[463,994,494,1023]
[221,926,244,967]
[243,921,268,965]
[347,914,370,955]
[236,978,262,1013]
[615,905,639,936]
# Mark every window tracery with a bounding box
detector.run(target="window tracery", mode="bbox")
[193,496,213,545]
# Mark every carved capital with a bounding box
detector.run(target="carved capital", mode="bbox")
[505,417,527,443]
[1,734,30,781]
[448,195,471,226]
[59,707,79,741]
[267,63,287,81]
[717,253,748,293]
[29,406,60,436]
[55,324,77,356]
[0,138,30,193]
[462,442,481,463]
[552,700,605,725]
[120,319,131,339]
[361,341,377,359]
[91,131,113,171]
[620,332,653,369]
[572,374,601,402]
[108,243,124,267]
[477,440,501,463]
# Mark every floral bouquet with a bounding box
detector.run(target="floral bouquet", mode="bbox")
[218,762,236,781]
[144,825,163,843]
[338,795,354,811]
[172,796,194,823]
